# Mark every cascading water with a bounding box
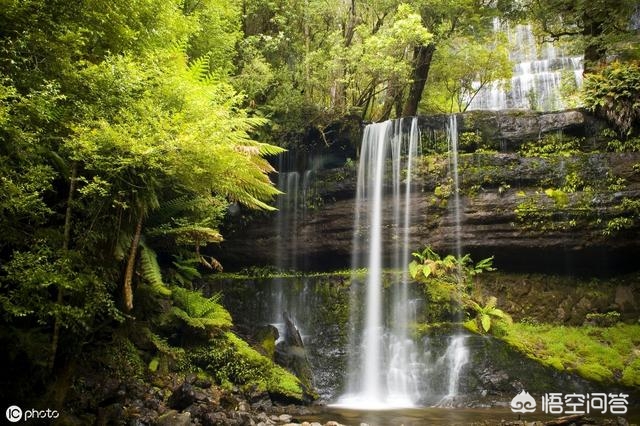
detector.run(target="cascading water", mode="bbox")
[271,154,320,342]
[466,21,583,111]
[270,167,300,341]
[437,115,470,406]
[336,118,422,409]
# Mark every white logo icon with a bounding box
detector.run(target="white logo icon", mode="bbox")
[510,390,537,413]
[6,405,22,423]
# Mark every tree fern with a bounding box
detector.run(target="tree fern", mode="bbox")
[139,241,172,297]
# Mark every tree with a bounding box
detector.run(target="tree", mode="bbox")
[421,33,512,112]
[402,0,504,116]
[527,0,640,72]
[0,0,284,390]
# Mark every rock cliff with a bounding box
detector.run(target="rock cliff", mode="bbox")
[213,109,640,274]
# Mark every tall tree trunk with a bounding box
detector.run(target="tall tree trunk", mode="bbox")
[582,17,605,74]
[123,214,144,312]
[402,43,436,117]
[48,161,78,372]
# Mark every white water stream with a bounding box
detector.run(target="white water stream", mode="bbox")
[336,117,469,408]
[337,118,422,408]
[466,21,583,111]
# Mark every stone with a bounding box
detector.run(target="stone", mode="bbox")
[201,412,229,426]
[168,382,199,410]
[156,410,191,426]
[615,286,636,312]
[278,414,293,423]
[238,401,252,412]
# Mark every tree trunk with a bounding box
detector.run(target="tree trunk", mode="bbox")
[123,214,144,312]
[582,17,605,74]
[48,161,78,372]
[402,43,436,117]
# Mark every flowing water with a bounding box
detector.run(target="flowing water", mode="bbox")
[335,117,471,409]
[271,154,321,341]
[337,118,422,408]
[466,21,583,111]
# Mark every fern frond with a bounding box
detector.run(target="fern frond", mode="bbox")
[171,257,201,286]
[149,195,194,225]
[139,242,172,296]
[171,287,232,331]
[188,55,211,82]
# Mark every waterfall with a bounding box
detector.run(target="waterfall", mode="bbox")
[438,115,470,405]
[466,21,583,111]
[271,154,320,342]
[336,118,422,409]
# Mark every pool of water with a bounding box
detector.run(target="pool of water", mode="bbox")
[299,406,640,426]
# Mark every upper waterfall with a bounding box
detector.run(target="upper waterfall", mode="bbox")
[466,21,583,111]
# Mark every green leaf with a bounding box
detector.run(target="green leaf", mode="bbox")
[422,264,432,278]
[481,314,491,332]
[149,357,159,372]
[409,260,419,279]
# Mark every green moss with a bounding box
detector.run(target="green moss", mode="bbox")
[100,333,146,381]
[188,331,304,400]
[576,363,614,382]
[622,357,640,387]
[499,323,640,387]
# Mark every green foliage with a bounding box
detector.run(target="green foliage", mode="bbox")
[97,333,146,381]
[519,133,583,157]
[585,311,621,327]
[529,1,639,69]
[139,243,172,297]
[466,296,512,333]
[409,246,496,324]
[0,246,122,335]
[168,256,202,288]
[583,61,640,136]
[0,0,286,391]
[409,246,495,284]
[170,287,232,335]
[606,137,640,153]
[422,33,512,113]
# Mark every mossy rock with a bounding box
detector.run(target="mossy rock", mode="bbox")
[575,363,614,383]
[621,357,640,387]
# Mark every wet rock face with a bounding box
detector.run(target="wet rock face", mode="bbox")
[458,109,589,149]
[215,152,640,275]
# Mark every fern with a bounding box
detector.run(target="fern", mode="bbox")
[171,287,232,332]
[139,242,172,296]
[148,194,194,226]
[188,55,212,82]
[170,257,201,287]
